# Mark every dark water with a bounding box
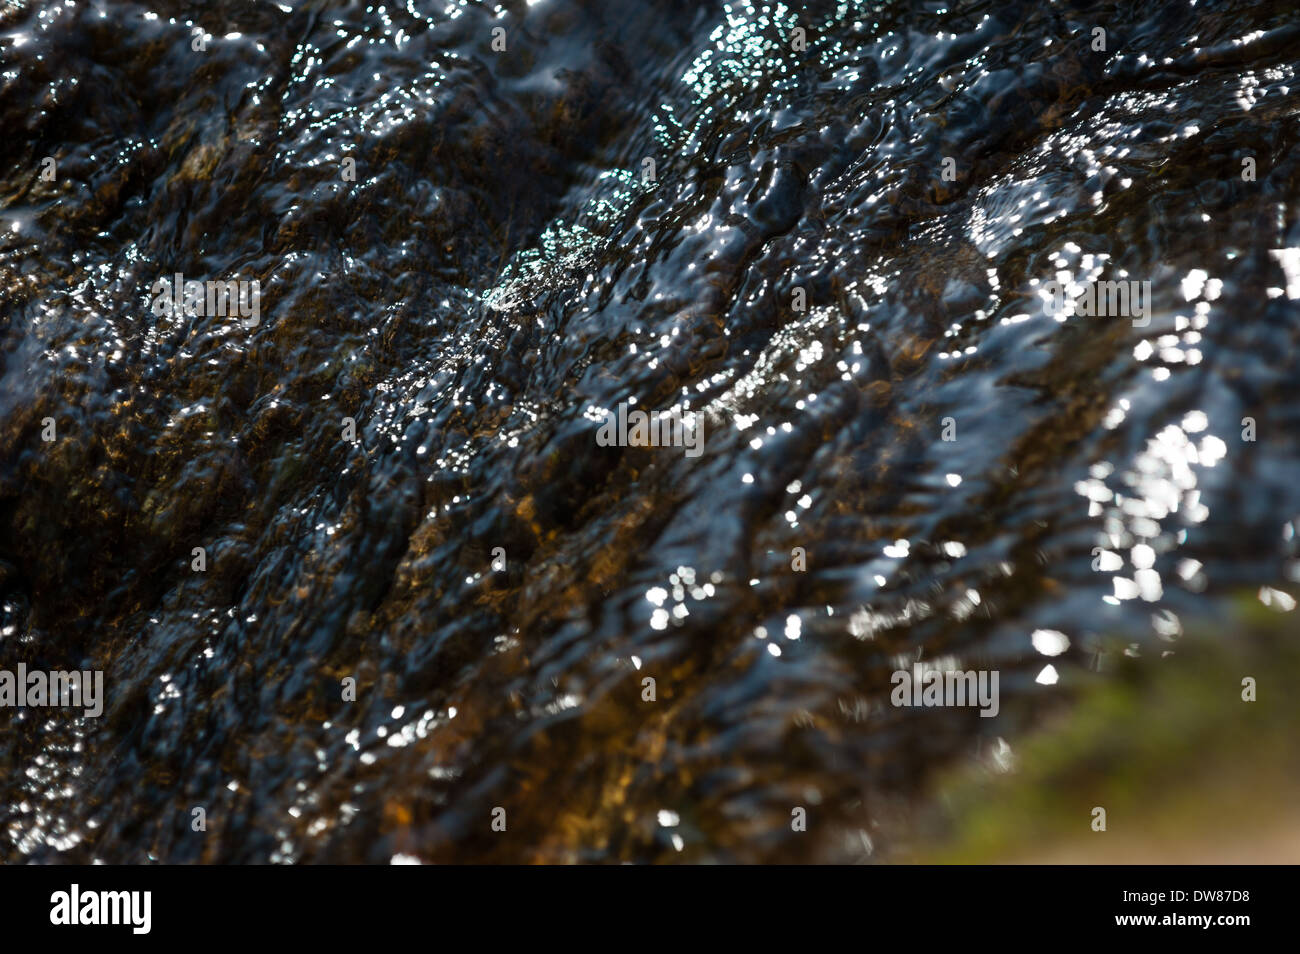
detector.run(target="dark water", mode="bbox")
[1,0,1298,863]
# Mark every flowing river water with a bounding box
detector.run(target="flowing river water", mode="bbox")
[1,0,1299,862]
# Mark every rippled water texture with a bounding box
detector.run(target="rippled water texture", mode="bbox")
[2,0,1299,862]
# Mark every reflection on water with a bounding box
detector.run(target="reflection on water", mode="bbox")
[1,0,1299,862]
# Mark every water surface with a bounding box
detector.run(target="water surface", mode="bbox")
[2,0,1299,862]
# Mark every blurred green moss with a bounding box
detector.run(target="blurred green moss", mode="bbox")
[908,592,1300,863]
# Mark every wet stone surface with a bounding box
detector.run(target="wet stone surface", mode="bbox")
[1,0,1299,862]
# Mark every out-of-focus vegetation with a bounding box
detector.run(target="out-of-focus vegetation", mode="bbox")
[907,594,1300,863]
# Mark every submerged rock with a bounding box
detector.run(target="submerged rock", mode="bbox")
[1,0,1299,863]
